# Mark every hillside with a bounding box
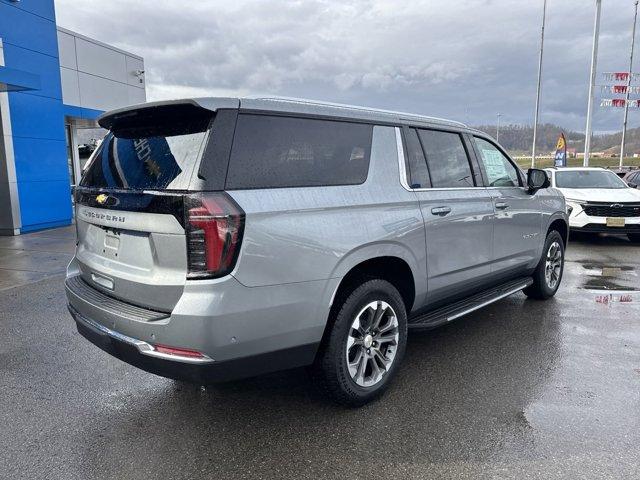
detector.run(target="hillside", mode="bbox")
[474,123,640,156]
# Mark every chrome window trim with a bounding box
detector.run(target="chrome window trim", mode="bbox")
[409,187,481,192]
[395,126,486,192]
[395,127,412,191]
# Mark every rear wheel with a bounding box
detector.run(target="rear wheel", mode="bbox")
[312,279,407,407]
[628,233,640,243]
[524,230,565,300]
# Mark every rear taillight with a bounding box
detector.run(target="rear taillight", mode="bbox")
[185,193,245,279]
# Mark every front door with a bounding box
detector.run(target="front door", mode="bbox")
[471,136,542,277]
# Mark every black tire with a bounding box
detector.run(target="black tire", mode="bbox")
[523,230,565,300]
[628,233,640,243]
[312,279,408,407]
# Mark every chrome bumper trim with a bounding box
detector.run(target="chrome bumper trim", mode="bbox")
[69,305,215,364]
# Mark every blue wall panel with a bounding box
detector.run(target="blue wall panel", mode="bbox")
[11,137,68,183]
[7,92,66,140]
[0,3,59,57]
[3,44,61,99]
[17,180,72,231]
[2,0,73,231]
[63,104,104,122]
[0,0,56,22]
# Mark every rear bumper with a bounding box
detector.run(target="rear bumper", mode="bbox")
[65,260,336,382]
[69,304,318,383]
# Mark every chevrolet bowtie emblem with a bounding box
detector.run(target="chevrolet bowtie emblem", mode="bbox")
[96,194,109,205]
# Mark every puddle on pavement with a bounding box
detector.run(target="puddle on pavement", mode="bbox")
[583,278,637,291]
[579,263,640,295]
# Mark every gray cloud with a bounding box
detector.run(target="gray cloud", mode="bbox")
[56,0,640,132]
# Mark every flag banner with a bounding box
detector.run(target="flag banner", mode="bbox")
[601,98,640,108]
[600,85,640,94]
[602,72,640,82]
[554,133,567,167]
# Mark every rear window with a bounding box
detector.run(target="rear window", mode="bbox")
[225,114,372,189]
[418,129,474,188]
[81,106,211,190]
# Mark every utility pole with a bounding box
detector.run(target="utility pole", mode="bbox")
[532,0,547,168]
[620,1,639,167]
[584,0,602,166]
[496,113,502,142]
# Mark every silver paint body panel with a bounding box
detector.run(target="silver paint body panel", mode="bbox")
[67,97,567,371]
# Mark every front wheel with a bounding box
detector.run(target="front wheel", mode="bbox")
[524,230,565,300]
[312,279,408,407]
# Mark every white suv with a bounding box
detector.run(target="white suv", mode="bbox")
[545,167,640,242]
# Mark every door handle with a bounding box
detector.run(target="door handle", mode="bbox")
[495,202,509,210]
[431,206,451,216]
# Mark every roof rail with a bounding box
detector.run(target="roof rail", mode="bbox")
[251,96,467,128]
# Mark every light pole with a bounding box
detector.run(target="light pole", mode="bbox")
[532,0,547,168]
[584,0,602,166]
[620,1,639,167]
[496,113,502,142]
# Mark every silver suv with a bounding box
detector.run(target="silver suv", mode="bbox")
[66,98,568,406]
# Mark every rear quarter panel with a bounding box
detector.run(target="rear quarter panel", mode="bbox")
[227,125,427,311]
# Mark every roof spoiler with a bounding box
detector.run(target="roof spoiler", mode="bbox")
[98,98,240,130]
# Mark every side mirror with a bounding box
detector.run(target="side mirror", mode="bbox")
[527,168,550,192]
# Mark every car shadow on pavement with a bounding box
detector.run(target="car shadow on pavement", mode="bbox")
[569,231,633,247]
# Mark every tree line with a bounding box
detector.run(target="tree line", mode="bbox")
[473,123,640,155]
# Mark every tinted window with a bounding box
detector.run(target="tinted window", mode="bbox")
[226,115,372,189]
[474,137,521,187]
[418,130,474,188]
[403,128,430,188]
[81,112,210,190]
[555,170,628,189]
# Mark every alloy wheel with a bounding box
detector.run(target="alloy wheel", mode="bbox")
[544,241,562,290]
[345,301,399,388]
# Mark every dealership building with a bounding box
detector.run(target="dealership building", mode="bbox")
[0,0,145,234]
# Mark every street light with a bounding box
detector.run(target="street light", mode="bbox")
[620,0,639,166]
[584,0,602,166]
[532,0,548,168]
[496,113,502,142]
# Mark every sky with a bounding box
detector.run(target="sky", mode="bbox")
[56,0,640,133]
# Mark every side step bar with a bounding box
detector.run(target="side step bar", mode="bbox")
[408,277,533,330]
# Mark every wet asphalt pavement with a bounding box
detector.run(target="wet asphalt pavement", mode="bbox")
[0,229,639,479]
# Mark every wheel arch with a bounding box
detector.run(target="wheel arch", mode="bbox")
[317,244,420,355]
[328,242,424,313]
[547,215,568,246]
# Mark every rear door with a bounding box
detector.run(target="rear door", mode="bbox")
[74,103,215,311]
[471,136,542,276]
[402,127,495,305]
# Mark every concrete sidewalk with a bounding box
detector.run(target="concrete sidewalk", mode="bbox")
[0,225,75,291]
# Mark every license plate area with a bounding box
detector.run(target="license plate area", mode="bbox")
[103,228,121,258]
[606,217,625,227]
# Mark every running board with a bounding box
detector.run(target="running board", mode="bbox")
[408,277,533,330]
